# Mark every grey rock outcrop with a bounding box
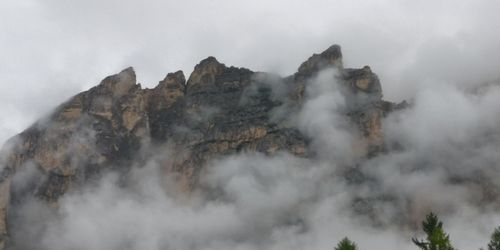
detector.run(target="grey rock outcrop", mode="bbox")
[0,44,401,249]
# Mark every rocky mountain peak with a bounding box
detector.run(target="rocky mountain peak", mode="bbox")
[0,44,404,249]
[297,44,343,77]
[155,70,186,93]
[98,66,137,97]
[186,56,226,88]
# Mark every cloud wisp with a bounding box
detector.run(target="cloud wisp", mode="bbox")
[6,66,500,250]
[2,0,500,145]
[2,1,500,249]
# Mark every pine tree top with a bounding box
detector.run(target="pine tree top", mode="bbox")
[334,237,358,250]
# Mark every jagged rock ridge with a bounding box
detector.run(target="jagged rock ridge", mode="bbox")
[0,44,403,249]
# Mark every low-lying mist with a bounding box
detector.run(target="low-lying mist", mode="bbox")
[8,67,500,250]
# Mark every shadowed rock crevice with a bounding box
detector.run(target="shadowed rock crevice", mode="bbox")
[0,44,403,249]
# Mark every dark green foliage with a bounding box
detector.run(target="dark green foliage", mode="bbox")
[412,212,455,250]
[484,227,500,250]
[335,237,358,250]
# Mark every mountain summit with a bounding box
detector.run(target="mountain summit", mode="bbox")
[0,45,403,249]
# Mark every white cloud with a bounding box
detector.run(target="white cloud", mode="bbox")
[2,1,500,249]
[2,0,500,143]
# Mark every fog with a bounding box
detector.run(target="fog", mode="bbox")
[2,0,500,144]
[2,0,500,249]
[7,64,500,250]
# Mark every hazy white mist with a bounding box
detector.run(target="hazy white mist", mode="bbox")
[2,1,500,249]
[1,0,500,144]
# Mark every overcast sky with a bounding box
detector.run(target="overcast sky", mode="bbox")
[4,2,500,249]
[1,0,500,144]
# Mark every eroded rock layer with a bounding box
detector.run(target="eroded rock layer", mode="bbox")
[0,45,401,248]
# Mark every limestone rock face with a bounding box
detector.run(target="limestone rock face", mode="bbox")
[297,44,343,76]
[0,44,401,248]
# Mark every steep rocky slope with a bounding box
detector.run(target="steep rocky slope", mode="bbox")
[0,45,403,248]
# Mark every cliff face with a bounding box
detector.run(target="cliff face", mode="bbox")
[0,45,401,248]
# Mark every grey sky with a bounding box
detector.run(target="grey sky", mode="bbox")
[1,0,500,143]
[3,2,500,249]
[13,57,500,250]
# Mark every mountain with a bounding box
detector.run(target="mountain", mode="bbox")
[0,45,405,249]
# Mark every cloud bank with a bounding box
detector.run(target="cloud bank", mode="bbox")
[6,64,500,250]
[1,0,500,143]
[2,1,500,249]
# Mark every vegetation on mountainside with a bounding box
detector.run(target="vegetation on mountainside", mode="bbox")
[335,212,500,250]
